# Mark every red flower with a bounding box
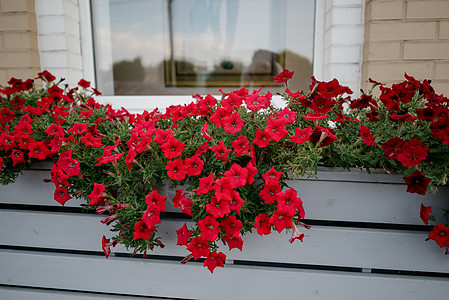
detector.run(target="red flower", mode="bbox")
[28,141,50,160]
[54,186,71,206]
[396,139,429,167]
[187,236,210,260]
[420,204,432,226]
[223,163,248,188]
[290,126,312,144]
[245,90,271,111]
[259,183,282,204]
[204,251,226,273]
[153,129,173,145]
[309,126,338,147]
[142,204,161,228]
[428,224,449,248]
[45,124,64,136]
[289,224,309,244]
[232,135,250,156]
[220,215,242,238]
[269,209,294,233]
[210,140,231,162]
[160,137,185,159]
[0,107,15,123]
[254,214,271,236]
[229,190,246,214]
[78,79,90,88]
[430,115,449,145]
[221,92,243,110]
[276,107,297,124]
[206,196,231,218]
[80,133,103,148]
[246,161,257,185]
[37,70,56,82]
[58,156,81,177]
[382,137,406,160]
[359,125,376,146]
[276,188,303,216]
[176,223,193,246]
[165,158,187,181]
[222,112,245,135]
[210,107,232,127]
[262,166,283,186]
[68,123,88,135]
[145,190,167,212]
[88,183,107,206]
[101,236,114,259]
[8,149,26,166]
[194,172,215,195]
[125,148,137,170]
[403,170,431,195]
[265,118,288,142]
[184,155,204,176]
[223,234,243,251]
[253,129,271,148]
[179,195,193,216]
[95,152,124,167]
[133,221,156,240]
[273,69,294,83]
[200,122,213,141]
[198,215,220,241]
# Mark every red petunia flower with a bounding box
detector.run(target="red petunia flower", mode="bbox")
[142,204,161,228]
[194,172,215,195]
[259,183,282,204]
[8,149,26,167]
[28,141,50,160]
[206,196,231,218]
[80,132,103,148]
[187,236,210,260]
[160,137,185,159]
[204,251,226,273]
[229,190,246,215]
[95,152,124,167]
[273,69,294,83]
[153,129,173,145]
[78,79,91,88]
[403,170,432,195]
[210,107,232,127]
[54,186,71,206]
[58,156,81,177]
[145,190,167,212]
[396,139,429,167]
[232,135,250,156]
[420,204,432,226]
[133,220,156,240]
[166,158,187,181]
[222,112,245,135]
[276,107,297,124]
[253,129,271,148]
[184,155,205,176]
[359,125,376,146]
[309,126,337,147]
[179,195,193,216]
[200,122,213,141]
[276,188,303,217]
[220,215,242,238]
[0,107,15,123]
[269,208,294,233]
[223,163,249,188]
[87,182,107,206]
[176,223,193,246]
[210,140,232,162]
[198,215,220,241]
[427,224,449,248]
[68,123,88,135]
[262,166,283,186]
[254,214,272,236]
[221,92,243,110]
[290,126,313,144]
[265,118,288,142]
[101,236,115,259]
[223,234,243,251]
[289,224,309,244]
[382,137,407,160]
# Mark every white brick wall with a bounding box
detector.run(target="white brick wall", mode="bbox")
[315,0,365,96]
[35,0,83,86]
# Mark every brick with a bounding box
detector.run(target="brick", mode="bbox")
[0,0,34,12]
[439,21,449,39]
[365,42,401,61]
[430,81,449,95]
[0,69,7,85]
[404,41,449,60]
[34,0,64,15]
[0,13,37,31]
[368,21,437,41]
[364,61,433,81]
[406,1,449,19]
[368,1,404,20]
[3,32,38,49]
[435,61,449,79]
[6,67,41,82]
[332,7,363,25]
[0,51,40,68]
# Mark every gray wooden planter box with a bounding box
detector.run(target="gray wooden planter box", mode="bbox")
[1,165,449,299]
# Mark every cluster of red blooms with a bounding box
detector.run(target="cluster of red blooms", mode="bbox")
[1,69,449,272]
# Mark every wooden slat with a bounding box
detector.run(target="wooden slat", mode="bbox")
[3,169,448,224]
[1,250,448,300]
[1,210,448,273]
[0,286,167,300]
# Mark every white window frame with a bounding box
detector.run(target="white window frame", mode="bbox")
[77,0,363,113]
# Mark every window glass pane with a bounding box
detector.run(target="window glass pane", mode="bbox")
[91,0,315,96]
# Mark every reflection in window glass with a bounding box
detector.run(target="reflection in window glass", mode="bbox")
[91,0,315,96]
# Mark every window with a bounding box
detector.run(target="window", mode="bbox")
[90,0,316,97]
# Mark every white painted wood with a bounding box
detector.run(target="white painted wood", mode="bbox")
[1,250,448,300]
[1,210,448,273]
[2,168,447,225]
[0,286,163,300]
